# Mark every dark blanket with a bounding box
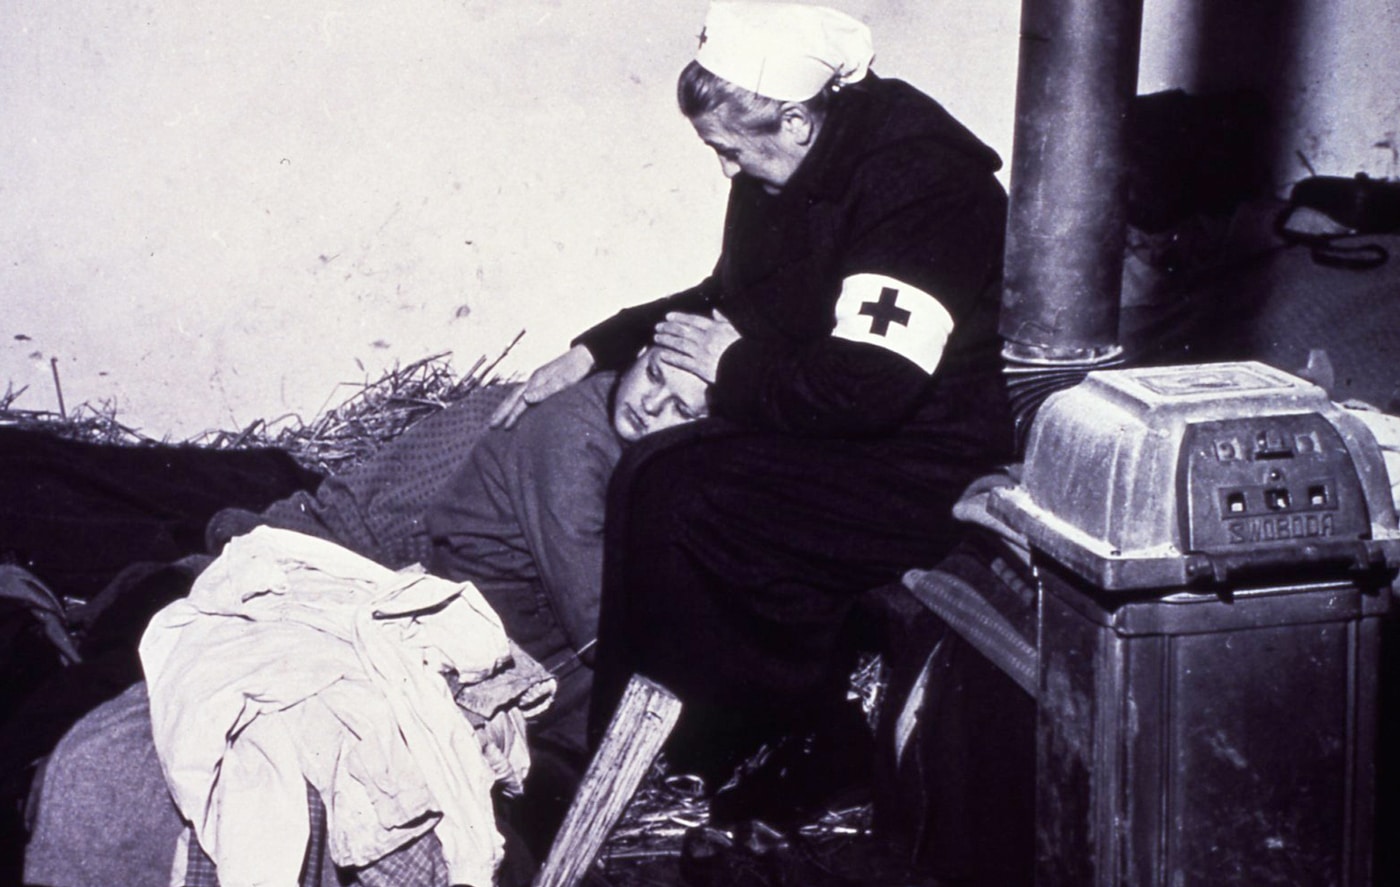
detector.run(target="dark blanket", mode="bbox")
[0,428,321,883]
[11,386,525,886]
[0,427,322,603]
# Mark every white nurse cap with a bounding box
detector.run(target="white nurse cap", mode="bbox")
[694,2,874,101]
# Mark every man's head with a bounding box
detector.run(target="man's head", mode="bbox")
[611,344,710,442]
[678,2,873,193]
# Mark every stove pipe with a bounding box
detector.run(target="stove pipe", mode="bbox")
[999,0,1145,438]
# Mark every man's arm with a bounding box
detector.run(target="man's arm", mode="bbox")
[506,383,621,655]
[431,375,622,657]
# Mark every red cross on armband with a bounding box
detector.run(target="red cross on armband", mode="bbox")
[858,287,912,336]
[831,273,954,374]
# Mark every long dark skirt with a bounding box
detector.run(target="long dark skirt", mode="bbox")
[588,419,995,760]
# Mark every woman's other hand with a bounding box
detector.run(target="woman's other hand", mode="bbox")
[490,344,596,428]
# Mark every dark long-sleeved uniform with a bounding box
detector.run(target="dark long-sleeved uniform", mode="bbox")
[578,74,1016,749]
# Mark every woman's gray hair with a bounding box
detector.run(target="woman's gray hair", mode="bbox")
[676,60,833,134]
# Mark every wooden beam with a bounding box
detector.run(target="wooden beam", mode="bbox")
[532,675,682,887]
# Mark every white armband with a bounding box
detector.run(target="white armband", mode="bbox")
[831,272,954,374]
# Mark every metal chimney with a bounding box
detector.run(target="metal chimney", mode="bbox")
[999,0,1145,439]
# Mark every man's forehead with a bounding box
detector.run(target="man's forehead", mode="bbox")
[653,347,708,387]
[650,346,683,373]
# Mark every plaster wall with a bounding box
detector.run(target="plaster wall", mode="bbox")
[1138,0,1400,186]
[2,0,1396,438]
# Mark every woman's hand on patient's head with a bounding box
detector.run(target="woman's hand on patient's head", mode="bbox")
[652,310,740,385]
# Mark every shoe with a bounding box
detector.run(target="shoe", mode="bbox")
[707,702,873,831]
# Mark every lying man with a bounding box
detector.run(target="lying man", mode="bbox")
[209,341,709,780]
[23,343,709,887]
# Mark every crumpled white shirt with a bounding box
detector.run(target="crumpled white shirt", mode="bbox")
[140,526,537,887]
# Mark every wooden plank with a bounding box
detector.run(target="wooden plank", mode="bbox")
[532,675,682,887]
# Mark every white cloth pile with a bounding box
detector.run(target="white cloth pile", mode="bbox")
[140,526,551,887]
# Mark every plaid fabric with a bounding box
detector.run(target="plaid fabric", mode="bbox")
[182,838,218,887]
[183,783,326,887]
[182,782,452,887]
[353,830,450,887]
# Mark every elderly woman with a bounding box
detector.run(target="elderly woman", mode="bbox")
[498,0,1015,829]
